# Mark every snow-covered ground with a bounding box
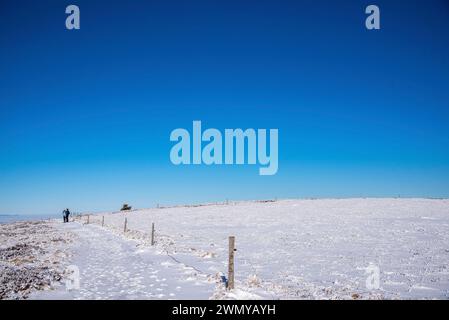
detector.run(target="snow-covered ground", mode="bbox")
[2,198,449,299]
[31,222,216,300]
[0,220,74,299]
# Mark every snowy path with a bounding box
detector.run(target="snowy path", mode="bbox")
[31,222,216,300]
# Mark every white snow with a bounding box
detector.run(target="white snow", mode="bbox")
[0,220,75,299]
[30,222,215,300]
[13,198,449,299]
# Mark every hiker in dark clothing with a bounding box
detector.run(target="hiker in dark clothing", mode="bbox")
[62,209,67,223]
[65,208,71,223]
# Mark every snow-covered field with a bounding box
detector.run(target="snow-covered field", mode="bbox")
[2,198,449,299]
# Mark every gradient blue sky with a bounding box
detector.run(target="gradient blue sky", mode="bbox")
[1,0,449,215]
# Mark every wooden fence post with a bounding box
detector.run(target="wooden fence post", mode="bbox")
[102,216,104,227]
[151,223,155,245]
[228,236,235,290]
[124,217,128,233]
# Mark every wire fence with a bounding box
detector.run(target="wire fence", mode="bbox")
[72,212,234,289]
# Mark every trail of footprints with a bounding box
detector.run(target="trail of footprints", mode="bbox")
[71,226,180,299]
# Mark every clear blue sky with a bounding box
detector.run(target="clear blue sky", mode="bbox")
[1,0,449,215]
